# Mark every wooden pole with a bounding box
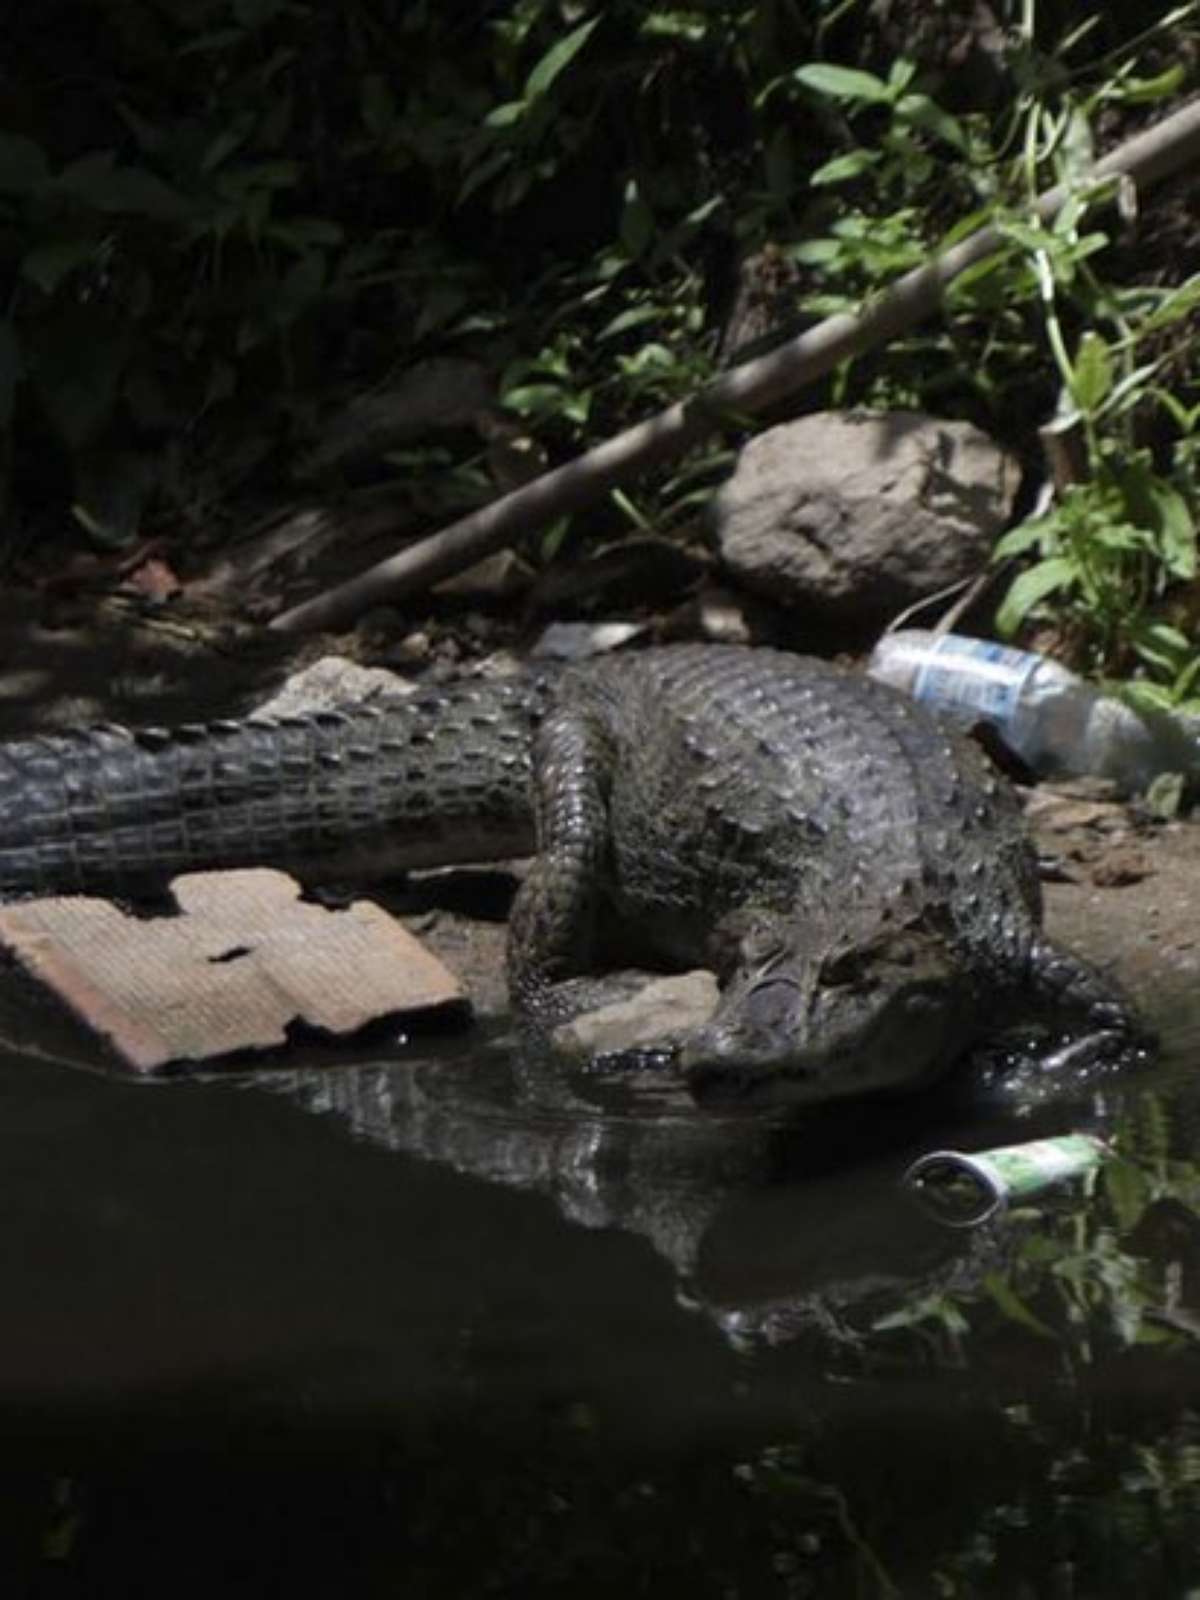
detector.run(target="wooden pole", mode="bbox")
[271,97,1200,635]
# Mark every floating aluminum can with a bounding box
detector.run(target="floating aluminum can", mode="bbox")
[903,1133,1111,1227]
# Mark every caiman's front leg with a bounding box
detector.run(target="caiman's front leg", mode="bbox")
[506,704,622,1032]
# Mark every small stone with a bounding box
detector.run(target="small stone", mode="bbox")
[553,971,719,1057]
[256,656,407,717]
[1090,847,1153,888]
[386,629,433,666]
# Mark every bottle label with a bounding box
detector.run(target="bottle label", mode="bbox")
[912,635,1041,725]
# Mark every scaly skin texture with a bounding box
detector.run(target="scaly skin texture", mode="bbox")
[0,646,1136,1100]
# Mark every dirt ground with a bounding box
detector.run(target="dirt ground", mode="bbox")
[1030,788,1200,1045]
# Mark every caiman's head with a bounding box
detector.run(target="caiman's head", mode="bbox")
[681,912,977,1108]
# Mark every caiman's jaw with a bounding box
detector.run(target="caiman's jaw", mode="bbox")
[681,925,976,1107]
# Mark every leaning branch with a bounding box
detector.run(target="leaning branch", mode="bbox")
[271,97,1200,636]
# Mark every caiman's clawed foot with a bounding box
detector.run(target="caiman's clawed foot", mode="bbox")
[1024,935,1155,1076]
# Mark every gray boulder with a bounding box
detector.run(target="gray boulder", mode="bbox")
[712,411,1019,624]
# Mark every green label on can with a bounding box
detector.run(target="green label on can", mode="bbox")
[904,1134,1110,1227]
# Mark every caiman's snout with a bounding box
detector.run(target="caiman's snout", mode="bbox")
[681,974,821,1104]
[682,930,974,1108]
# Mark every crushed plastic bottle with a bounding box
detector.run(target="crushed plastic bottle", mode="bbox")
[868,628,1199,795]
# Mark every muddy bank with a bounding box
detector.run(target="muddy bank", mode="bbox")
[1031,789,1200,1036]
[0,609,1195,1050]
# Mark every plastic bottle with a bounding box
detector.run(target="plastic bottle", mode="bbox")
[868,628,1199,794]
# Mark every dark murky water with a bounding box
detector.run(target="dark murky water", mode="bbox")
[5,999,1200,1596]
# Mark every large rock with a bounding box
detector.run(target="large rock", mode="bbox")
[712,411,1019,624]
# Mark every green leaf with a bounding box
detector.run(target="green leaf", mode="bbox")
[502,381,566,416]
[983,1273,1058,1340]
[1167,654,1200,704]
[540,515,570,562]
[1059,105,1096,184]
[1122,679,1177,716]
[0,320,22,427]
[1089,520,1152,555]
[793,63,889,103]
[995,556,1078,636]
[561,388,591,425]
[1102,1158,1150,1233]
[598,304,663,340]
[638,10,708,42]
[58,157,191,221]
[483,100,527,130]
[1072,331,1112,413]
[619,179,655,259]
[994,216,1063,258]
[993,518,1055,560]
[1130,622,1191,678]
[1149,482,1196,579]
[457,146,513,204]
[791,238,842,266]
[1108,455,1197,578]
[1145,771,1186,819]
[524,15,601,101]
[202,121,253,172]
[810,149,880,186]
[895,93,968,152]
[0,132,49,195]
[873,1292,968,1337]
[1101,357,1168,420]
[617,341,674,377]
[1140,274,1200,335]
[681,195,724,228]
[1141,621,1191,655]
[1112,64,1185,105]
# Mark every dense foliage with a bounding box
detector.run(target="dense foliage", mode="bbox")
[2,1,1199,686]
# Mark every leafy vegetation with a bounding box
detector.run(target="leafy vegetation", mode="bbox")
[1,0,1199,693]
[789,5,1200,693]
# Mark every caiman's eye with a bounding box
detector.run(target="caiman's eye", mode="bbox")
[743,978,801,1028]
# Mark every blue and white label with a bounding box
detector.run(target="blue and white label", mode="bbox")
[911,635,1041,726]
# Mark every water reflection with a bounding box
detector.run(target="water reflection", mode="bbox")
[253,1034,1092,1360]
[2,998,1200,1593]
[234,1025,1200,1595]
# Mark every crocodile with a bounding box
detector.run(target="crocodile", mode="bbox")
[0,645,1137,1102]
